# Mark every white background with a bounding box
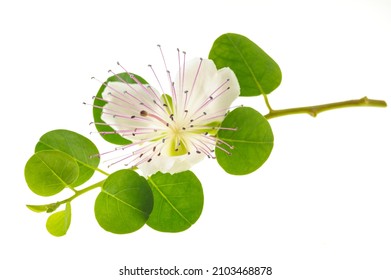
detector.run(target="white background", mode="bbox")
[1,0,390,279]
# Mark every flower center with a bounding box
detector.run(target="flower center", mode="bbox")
[166,115,189,156]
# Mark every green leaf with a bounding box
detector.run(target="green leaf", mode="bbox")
[46,203,71,237]
[26,203,60,213]
[35,129,100,187]
[94,169,153,234]
[216,107,274,175]
[209,33,282,96]
[147,171,204,232]
[24,150,79,196]
[26,204,48,213]
[93,72,148,145]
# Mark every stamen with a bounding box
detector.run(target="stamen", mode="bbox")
[182,51,186,95]
[178,49,187,113]
[92,138,151,161]
[157,45,177,116]
[95,127,164,138]
[148,64,165,97]
[188,81,231,120]
[214,144,232,156]
[191,133,234,156]
[107,69,140,96]
[166,70,178,113]
[187,104,239,125]
[188,125,237,132]
[194,85,231,116]
[190,141,215,159]
[107,153,135,168]
[185,57,203,110]
[193,137,214,153]
[120,90,169,122]
[147,113,172,127]
[200,113,229,122]
[115,62,160,106]
[177,48,182,96]
[91,77,126,96]
[131,141,156,156]
[148,63,173,115]
[209,78,230,97]
[148,86,168,113]
[104,112,154,123]
[93,93,138,114]
[86,103,122,116]
[91,84,164,122]
[109,70,165,115]
[82,102,107,111]
[91,122,119,126]
[128,141,163,167]
[190,111,208,123]
[157,44,169,74]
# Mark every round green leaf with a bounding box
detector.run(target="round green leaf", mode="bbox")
[216,107,274,175]
[46,203,71,237]
[35,129,100,187]
[209,33,282,96]
[24,150,79,196]
[94,169,153,234]
[93,72,148,145]
[147,171,204,233]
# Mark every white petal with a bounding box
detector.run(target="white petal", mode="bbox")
[101,81,168,141]
[138,152,205,176]
[174,58,240,123]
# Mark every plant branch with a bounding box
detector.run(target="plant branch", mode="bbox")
[27,179,106,213]
[96,168,110,176]
[263,96,387,120]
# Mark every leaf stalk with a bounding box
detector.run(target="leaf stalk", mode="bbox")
[263,96,387,119]
[27,179,106,213]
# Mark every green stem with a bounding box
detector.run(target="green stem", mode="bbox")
[27,179,106,213]
[262,93,273,111]
[62,179,105,204]
[96,168,110,176]
[263,96,387,120]
[27,166,136,214]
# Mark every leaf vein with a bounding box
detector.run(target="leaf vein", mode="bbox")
[38,140,97,171]
[36,155,69,187]
[225,34,265,94]
[101,190,147,215]
[148,178,192,226]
